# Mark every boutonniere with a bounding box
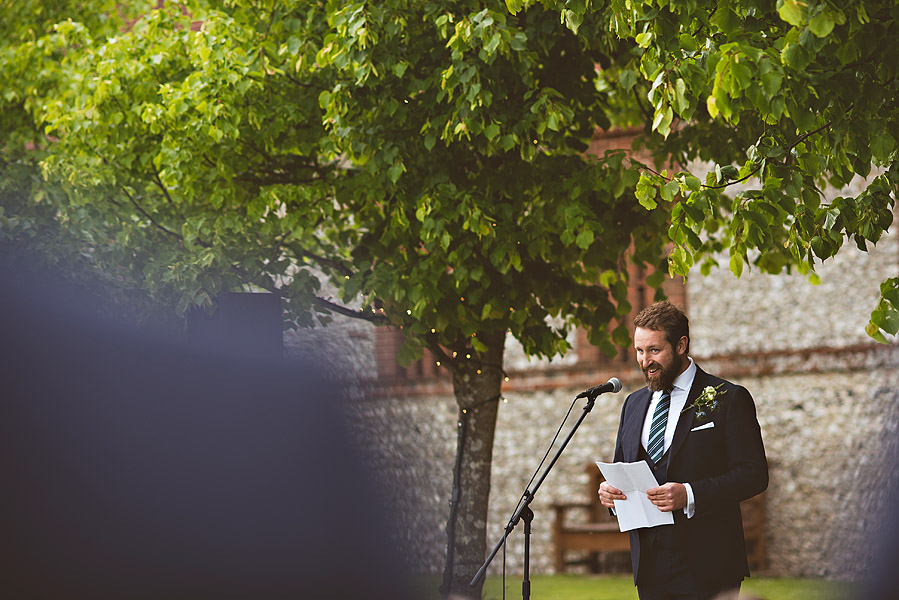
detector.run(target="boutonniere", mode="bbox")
[682,383,726,423]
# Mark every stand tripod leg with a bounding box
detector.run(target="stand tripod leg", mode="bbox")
[521,505,533,600]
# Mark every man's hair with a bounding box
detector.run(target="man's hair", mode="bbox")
[633,301,690,354]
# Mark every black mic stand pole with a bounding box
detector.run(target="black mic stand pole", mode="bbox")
[470,391,602,598]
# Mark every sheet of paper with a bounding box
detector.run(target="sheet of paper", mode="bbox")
[596,461,674,532]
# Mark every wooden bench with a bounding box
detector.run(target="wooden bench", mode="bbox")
[552,463,767,573]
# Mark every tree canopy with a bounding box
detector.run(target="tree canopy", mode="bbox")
[527,0,899,339]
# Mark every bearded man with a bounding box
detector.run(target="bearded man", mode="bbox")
[599,301,768,600]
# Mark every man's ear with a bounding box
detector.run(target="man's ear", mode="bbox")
[676,336,689,356]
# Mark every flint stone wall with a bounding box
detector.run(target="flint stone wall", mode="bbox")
[346,360,899,580]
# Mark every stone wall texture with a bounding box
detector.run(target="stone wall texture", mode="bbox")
[287,210,899,583]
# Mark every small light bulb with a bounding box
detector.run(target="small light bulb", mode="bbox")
[406,309,412,315]
[436,361,441,366]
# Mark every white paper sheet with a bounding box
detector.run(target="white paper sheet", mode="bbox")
[595,461,674,532]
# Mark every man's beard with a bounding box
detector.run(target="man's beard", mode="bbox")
[643,360,680,392]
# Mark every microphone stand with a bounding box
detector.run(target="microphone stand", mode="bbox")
[470,391,603,598]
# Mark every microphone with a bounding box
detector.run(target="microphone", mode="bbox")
[576,377,622,399]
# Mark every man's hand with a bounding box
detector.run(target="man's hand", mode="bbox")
[598,480,626,509]
[647,482,687,512]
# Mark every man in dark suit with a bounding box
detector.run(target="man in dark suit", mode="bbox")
[599,302,768,600]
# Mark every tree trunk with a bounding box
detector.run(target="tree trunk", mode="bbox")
[441,333,505,599]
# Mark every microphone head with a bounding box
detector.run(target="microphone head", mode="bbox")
[608,377,622,393]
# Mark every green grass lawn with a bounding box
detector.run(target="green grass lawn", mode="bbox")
[411,574,857,600]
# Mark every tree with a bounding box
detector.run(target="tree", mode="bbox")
[1,1,670,597]
[523,0,899,339]
[2,1,896,598]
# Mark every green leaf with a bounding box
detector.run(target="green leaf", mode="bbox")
[673,78,689,116]
[484,123,500,140]
[881,279,899,306]
[392,62,408,77]
[866,321,889,344]
[872,306,899,336]
[575,229,594,249]
[388,163,404,183]
[761,70,783,97]
[318,90,331,109]
[660,180,679,202]
[782,43,810,71]
[777,0,806,27]
[504,0,525,15]
[870,133,896,162]
[636,176,658,210]
[706,95,720,119]
[729,253,744,278]
[619,69,638,91]
[653,106,673,138]
[683,176,701,192]
[809,11,836,37]
[635,32,653,48]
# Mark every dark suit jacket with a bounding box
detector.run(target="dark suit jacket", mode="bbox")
[613,366,768,590]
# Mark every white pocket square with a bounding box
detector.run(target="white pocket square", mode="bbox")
[690,422,715,432]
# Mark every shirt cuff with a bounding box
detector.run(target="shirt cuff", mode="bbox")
[683,482,695,518]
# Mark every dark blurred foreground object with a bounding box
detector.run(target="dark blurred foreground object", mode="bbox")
[860,466,899,600]
[0,263,412,600]
[186,291,285,360]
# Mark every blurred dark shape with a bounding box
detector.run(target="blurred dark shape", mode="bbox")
[0,262,412,599]
[861,474,899,600]
[187,292,284,360]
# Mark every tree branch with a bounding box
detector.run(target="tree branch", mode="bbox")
[312,296,390,324]
[642,114,842,192]
[120,187,184,242]
[424,335,455,369]
[787,114,843,152]
[150,166,187,222]
[295,246,354,278]
[632,86,654,126]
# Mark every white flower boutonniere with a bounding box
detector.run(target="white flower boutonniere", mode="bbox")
[682,383,726,423]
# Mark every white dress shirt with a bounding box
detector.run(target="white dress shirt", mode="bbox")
[641,357,697,518]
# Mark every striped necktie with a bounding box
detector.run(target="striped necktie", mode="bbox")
[647,389,671,464]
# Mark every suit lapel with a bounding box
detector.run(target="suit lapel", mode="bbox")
[624,387,653,462]
[668,367,708,463]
